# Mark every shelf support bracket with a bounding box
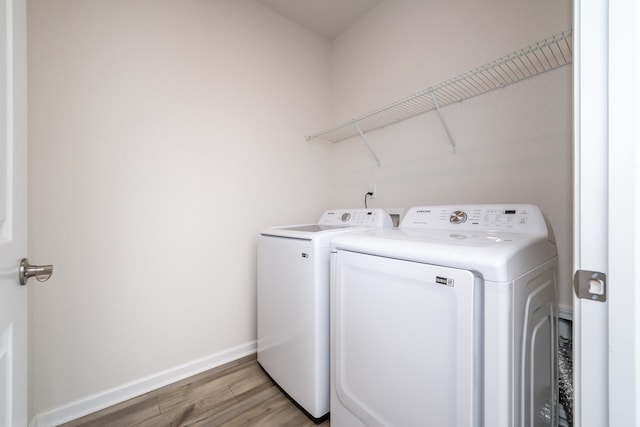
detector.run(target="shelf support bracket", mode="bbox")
[355,122,381,167]
[430,92,457,153]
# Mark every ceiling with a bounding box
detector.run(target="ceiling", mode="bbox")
[256,0,382,40]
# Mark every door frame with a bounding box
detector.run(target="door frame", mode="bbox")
[607,0,640,424]
[573,0,640,425]
[0,0,29,425]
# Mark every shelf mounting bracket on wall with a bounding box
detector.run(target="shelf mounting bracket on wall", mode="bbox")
[355,122,381,167]
[430,92,457,153]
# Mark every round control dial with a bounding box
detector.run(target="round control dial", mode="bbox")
[341,212,351,222]
[449,210,468,224]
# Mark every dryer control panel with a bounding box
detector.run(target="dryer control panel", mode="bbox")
[400,204,549,235]
[318,209,393,228]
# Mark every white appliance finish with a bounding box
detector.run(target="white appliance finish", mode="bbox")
[257,209,392,420]
[330,204,558,427]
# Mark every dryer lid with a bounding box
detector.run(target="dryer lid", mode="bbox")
[331,204,557,282]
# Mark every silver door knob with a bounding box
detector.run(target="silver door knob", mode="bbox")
[19,258,53,286]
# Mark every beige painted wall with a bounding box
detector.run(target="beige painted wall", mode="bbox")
[27,0,574,422]
[27,0,331,418]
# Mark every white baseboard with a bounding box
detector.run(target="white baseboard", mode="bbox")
[30,341,257,427]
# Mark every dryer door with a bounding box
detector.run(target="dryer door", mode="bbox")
[332,250,483,427]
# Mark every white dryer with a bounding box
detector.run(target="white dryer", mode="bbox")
[330,204,558,427]
[257,209,392,421]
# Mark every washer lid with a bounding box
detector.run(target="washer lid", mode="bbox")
[276,224,350,233]
[260,224,353,241]
[260,208,393,241]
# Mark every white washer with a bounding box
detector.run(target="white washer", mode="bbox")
[330,204,558,427]
[257,209,392,421]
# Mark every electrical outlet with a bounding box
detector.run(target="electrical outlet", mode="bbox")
[368,183,377,199]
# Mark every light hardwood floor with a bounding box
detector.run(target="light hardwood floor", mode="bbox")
[59,354,330,427]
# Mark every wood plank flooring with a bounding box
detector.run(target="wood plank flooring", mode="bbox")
[59,354,330,427]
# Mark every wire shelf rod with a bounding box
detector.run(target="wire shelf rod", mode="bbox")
[305,29,573,143]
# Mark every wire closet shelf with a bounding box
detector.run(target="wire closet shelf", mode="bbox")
[305,30,573,144]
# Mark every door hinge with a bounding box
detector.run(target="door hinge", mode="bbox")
[574,270,607,302]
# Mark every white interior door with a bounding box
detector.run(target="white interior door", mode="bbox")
[0,0,28,425]
[574,0,640,426]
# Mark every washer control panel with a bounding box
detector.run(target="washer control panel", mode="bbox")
[401,204,548,234]
[318,209,393,228]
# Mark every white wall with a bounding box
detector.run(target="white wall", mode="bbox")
[322,0,574,308]
[27,0,331,420]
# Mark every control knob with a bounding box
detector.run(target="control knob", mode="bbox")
[449,210,468,224]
